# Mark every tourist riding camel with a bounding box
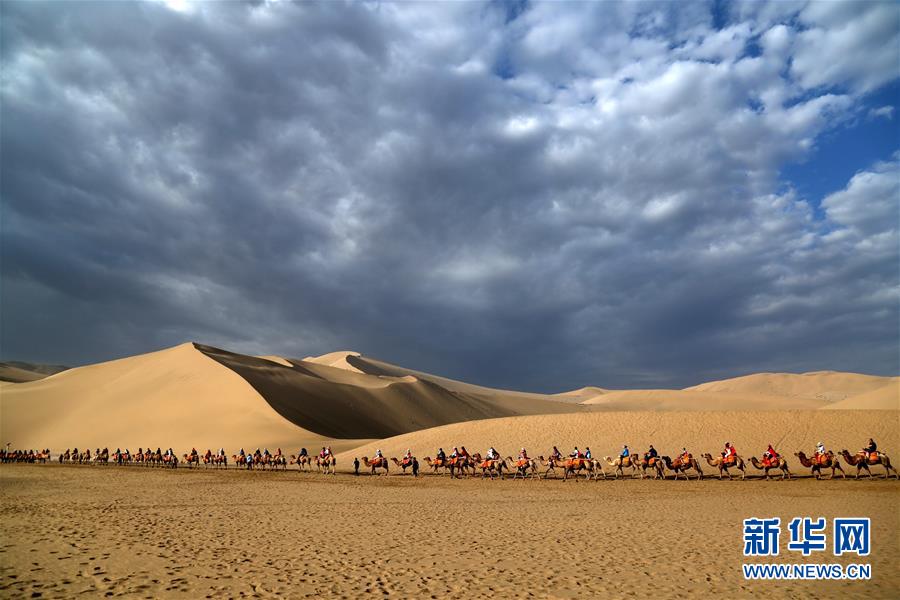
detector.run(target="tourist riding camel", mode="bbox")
[702,444,745,480]
[795,447,845,480]
[839,440,898,479]
[750,445,791,480]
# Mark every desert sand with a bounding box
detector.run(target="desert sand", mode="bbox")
[2,342,895,454]
[0,343,365,454]
[341,410,899,470]
[0,361,67,384]
[1,464,897,599]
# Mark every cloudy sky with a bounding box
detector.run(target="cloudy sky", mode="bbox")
[2,0,898,391]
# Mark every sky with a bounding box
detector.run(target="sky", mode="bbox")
[1,0,898,391]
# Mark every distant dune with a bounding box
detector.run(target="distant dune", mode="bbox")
[340,410,899,466]
[579,389,827,410]
[0,361,68,383]
[685,371,897,406]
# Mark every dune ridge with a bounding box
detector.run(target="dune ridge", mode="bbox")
[1,342,896,455]
[0,343,362,452]
[197,345,584,440]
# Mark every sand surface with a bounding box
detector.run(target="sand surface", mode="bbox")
[0,343,358,453]
[341,410,899,472]
[0,464,896,599]
[686,372,898,407]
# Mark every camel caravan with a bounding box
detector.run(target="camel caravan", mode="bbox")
[5,438,898,481]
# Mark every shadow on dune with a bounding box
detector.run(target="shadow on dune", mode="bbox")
[195,344,581,440]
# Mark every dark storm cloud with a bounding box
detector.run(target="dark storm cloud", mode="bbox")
[1,0,897,390]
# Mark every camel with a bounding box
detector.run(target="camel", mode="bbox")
[506,456,539,480]
[659,455,703,480]
[749,456,792,480]
[633,456,665,480]
[701,453,745,480]
[585,459,608,480]
[390,457,415,474]
[233,454,254,470]
[794,451,845,480]
[424,455,468,478]
[603,456,641,479]
[290,454,312,471]
[476,457,506,480]
[361,456,389,475]
[539,456,592,480]
[316,455,337,475]
[839,450,899,479]
[182,453,200,468]
[423,456,450,475]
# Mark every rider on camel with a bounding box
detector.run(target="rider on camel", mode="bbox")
[644,445,658,463]
[763,444,779,465]
[551,446,563,461]
[584,447,592,460]
[519,448,529,460]
[678,447,690,462]
[815,441,827,459]
[437,447,446,463]
[487,447,499,461]
[620,445,630,463]
[862,438,877,462]
[570,447,581,459]
[723,442,737,464]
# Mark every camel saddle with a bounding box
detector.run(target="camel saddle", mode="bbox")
[648,457,657,466]
[815,453,830,465]
[723,455,736,465]
[762,456,777,468]
[516,459,528,468]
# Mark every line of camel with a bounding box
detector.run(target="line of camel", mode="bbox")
[7,448,898,481]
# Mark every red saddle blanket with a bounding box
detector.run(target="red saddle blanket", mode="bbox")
[516,459,529,468]
[815,454,830,465]
[762,457,778,467]
[648,457,657,466]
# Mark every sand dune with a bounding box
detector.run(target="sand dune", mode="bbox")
[686,371,897,404]
[2,341,895,456]
[0,361,67,383]
[0,343,361,453]
[822,381,899,410]
[579,389,828,410]
[340,410,899,468]
[198,345,584,440]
